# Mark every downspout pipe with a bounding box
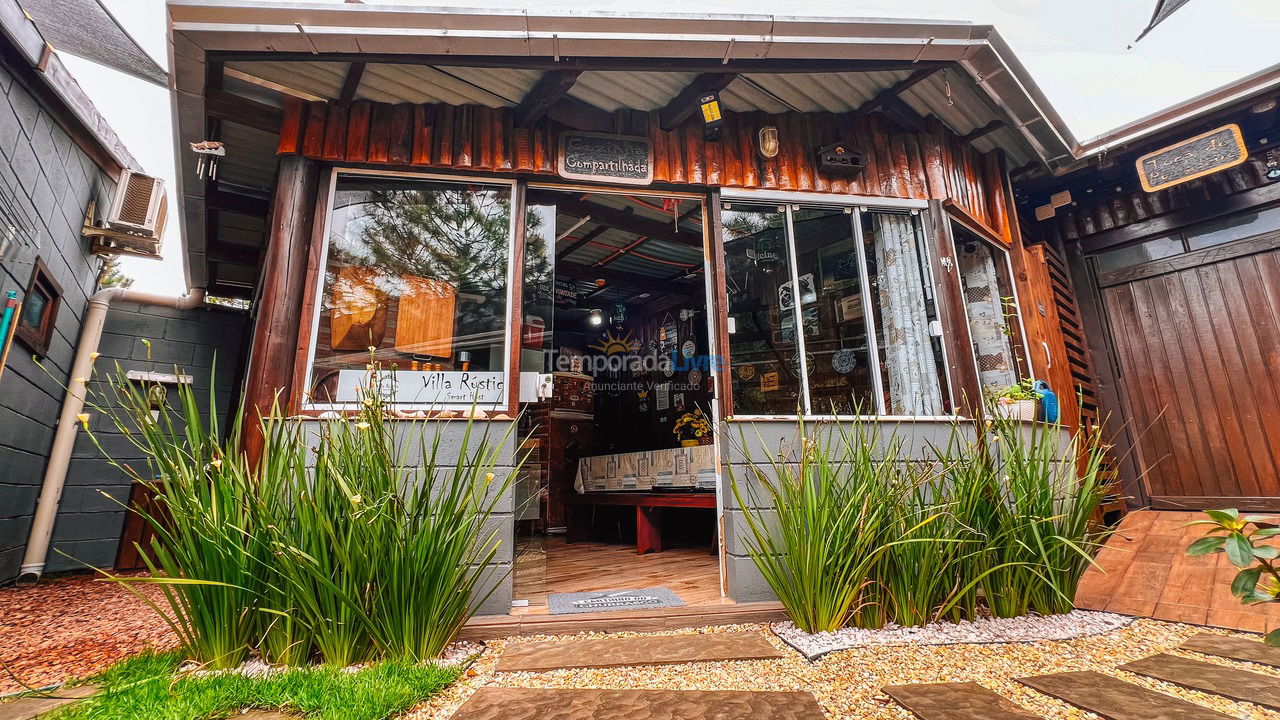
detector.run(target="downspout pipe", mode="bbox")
[16,286,206,585]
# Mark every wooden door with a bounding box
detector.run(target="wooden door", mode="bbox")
[1099,243,1280,509]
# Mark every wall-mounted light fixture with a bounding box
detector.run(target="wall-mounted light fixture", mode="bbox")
[699,93,723,141]
[758,125,779,158]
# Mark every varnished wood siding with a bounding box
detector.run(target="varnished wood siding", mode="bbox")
[276,97,1011,239]
[1100,246,1280,509]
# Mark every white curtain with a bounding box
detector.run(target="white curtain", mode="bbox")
[872,214,944,415]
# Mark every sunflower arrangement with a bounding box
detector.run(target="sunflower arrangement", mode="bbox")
[673,407,712,443]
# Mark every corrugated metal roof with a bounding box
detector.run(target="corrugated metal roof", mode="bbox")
[359,64,514,106]
[570,71,699,112]
[226,60,348,99]
[217,121,278,190]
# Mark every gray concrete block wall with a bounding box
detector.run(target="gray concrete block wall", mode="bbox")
[0,57,121,582]
[719,418,974,603]
[299,418,520,616]
[44,302,248,573]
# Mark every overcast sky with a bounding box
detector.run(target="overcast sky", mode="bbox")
[59,0,1280,295]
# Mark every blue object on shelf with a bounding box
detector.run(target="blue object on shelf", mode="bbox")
[1033,380,1059,423]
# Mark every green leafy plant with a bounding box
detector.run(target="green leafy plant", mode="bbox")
[82,360,519,667]
[1187,509,1280,646]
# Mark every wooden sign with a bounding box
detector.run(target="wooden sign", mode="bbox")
[1136,124,1247,193]
[816,141,865,177]
[557,132,653,185]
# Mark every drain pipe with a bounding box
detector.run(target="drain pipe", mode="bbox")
[16,286,206,585]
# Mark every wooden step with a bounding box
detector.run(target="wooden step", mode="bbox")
[496,631,782,672]
[448,687,826,720]
[884,682,1040,719]
[1181,633,1280,668]
[1017,671,1234,720]
[1122,653,1280,710]
[0,685,97,720]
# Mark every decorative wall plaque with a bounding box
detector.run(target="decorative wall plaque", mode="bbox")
[1136,124,1248,193]
[557,132,654,185]
[816,141,865,176]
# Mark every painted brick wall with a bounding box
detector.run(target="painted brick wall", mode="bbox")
[45,301,248,573]
[0,57,119,582]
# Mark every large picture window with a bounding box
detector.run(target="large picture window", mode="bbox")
[303,173,515,409]
[722,201,948,417]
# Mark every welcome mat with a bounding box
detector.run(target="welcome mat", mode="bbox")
[547,587,684,615]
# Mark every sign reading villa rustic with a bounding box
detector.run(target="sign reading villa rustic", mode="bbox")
[1136,124,1248,193]
[557,132,654,185]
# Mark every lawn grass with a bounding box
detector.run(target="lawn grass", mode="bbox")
[57,651,460,720]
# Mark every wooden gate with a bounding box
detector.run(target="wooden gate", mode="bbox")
[1097,237,1280,509]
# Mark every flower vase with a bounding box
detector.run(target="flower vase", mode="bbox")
[680,439,699,448]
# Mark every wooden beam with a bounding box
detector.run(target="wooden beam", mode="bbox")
[658,72,737,130]
[557,260,700,290]
[214,52,949,76]
[960,120,1005,144]
[556,224,610,259]
[338,61,366,104]
[544,95,614,133]
[206,89,283,133]
[515,69,582,127]
[852,66,941,118]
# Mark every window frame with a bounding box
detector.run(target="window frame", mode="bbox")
[718,189,957,421]
[14,257,62,359]
[299,168,520,414]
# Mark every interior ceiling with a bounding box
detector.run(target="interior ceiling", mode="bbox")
[203,57,1032,298]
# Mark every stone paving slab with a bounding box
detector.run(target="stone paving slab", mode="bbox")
[1121,653,1280,710]
[495,631,783,672]
[1018,671,1234,720]
[0,685,97,720]
[884,682,1040,719]
[1181,633,1280,668]
[448,687,825,720]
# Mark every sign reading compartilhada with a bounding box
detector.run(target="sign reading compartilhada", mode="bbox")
[1136,124,1248,193]
[557,132,654,185]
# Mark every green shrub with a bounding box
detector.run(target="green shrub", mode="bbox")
[1186,509,1280,646]
[84,364,517,667]
[729,410,1111,632]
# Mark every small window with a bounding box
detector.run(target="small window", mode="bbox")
[14,258,62,358]
[952,227,1027,397]
[1093,235,1183,274]
[1184,204,1280,251]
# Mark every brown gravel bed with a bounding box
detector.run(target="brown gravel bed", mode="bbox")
[405,620,1280,720]
[0,571,176,695]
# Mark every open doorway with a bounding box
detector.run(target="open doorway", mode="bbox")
[512,187,724,614]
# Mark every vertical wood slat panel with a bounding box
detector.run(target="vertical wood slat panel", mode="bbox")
[284,100,1014,232]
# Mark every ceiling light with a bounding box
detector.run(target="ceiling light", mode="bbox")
[587,309,604,326]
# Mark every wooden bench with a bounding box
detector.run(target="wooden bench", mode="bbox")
[566,492,716,555]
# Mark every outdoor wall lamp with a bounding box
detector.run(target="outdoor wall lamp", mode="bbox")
[699,92,723,141]
[758,125,779,158]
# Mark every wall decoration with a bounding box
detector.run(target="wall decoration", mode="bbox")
[790,351,816,378]
[1136,123,1247,193]
[760,371,780,391]
[832,348,858,374]
[557,131,654,185]
[687,368,703,386]
[779,273,817,310]
[330,266,388,351]
[681,339,696,358]
[659,313,678,356]
[736,364,755,380]
[837,294,863,323]
[656,382,671,410]
[394,275,458,358]
[815,141,865,176]
[674,392,686,412]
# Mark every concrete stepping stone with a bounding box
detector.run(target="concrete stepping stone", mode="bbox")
[1181,633,1280,668]
[0,685,97,720]
[495,631,782,672]
[1121,653,1280,710]
[884,682,1041,719]
[1017,671,1234,720]
[449,687,825,720]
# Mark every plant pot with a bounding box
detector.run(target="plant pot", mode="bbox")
[993,398,1037,421]
[680,439,700,447]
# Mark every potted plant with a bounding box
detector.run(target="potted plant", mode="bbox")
[990,379,1037,421]
[673,407,713,447]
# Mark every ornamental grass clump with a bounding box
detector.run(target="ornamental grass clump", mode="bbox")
[82,363,517,668]
[729,409,1112,633]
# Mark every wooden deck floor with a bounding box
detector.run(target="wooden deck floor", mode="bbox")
[511,536,728,614]
[1074,510,1280,632]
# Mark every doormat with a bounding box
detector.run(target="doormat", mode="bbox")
[547,587,685,615]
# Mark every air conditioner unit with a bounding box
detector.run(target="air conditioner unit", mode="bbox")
[107,170,167,238]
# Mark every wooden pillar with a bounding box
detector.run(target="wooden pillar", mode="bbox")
[242,154,320,463]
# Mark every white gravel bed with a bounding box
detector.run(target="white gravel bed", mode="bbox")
[774,609,1134,660]
[183,639,486,677]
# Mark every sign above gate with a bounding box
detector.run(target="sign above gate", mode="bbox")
[557,132,653,185]
[1136,124,1248,193]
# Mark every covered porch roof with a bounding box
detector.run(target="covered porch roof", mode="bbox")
[166,1,1082,295]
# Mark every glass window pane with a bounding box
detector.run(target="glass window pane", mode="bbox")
[862,211,949,415]
[791,207,876,415]
[308,175,512,407]
[1185,204,1280,250]
[522,202,556,371]
[953,226,1026,396]
[723,203,802,415]
[20,287,48,329]
[1093,236,1183,273]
